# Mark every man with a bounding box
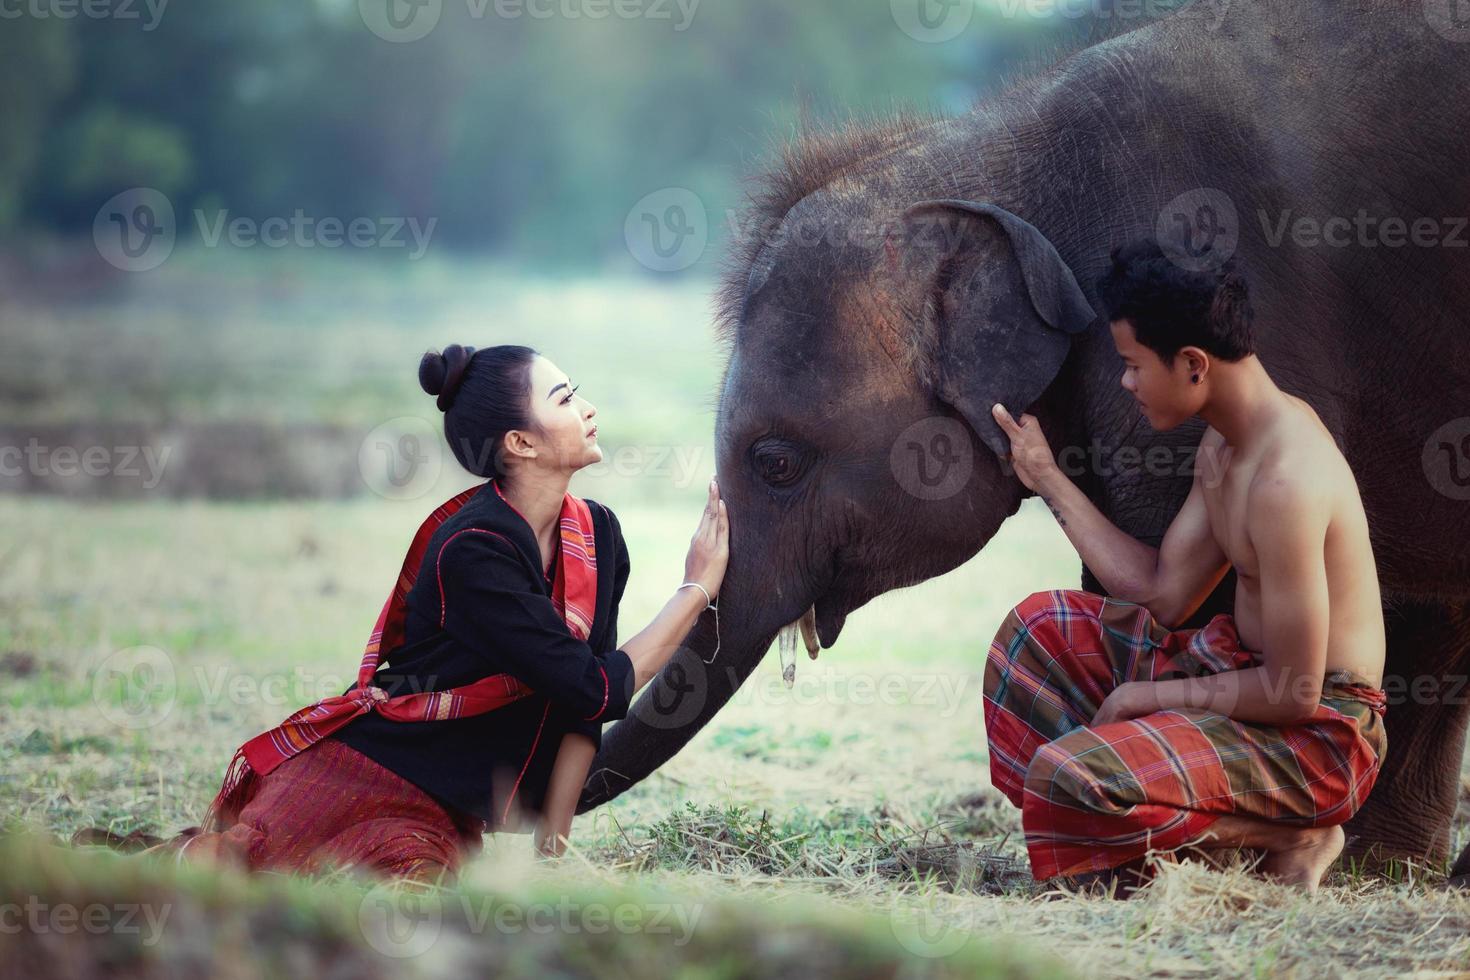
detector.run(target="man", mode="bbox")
[984,237,1388,894]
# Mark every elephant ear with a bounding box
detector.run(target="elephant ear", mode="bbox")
[901,200,1097,460]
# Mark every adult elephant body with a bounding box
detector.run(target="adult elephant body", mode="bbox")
[581,0,1470,877]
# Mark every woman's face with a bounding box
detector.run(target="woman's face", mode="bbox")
[518,355,601,472]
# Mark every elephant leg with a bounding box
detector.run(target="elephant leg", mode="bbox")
[1341,597,1470,882]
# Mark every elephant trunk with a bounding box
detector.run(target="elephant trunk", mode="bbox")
[575,528,800,813]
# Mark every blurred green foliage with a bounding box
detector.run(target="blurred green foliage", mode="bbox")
[4,0,1173,267]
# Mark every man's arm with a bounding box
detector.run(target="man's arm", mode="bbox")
[992,405,1230,626]
[1036,463,1230,627]
[1233,474,1331,716]
[1110,473,1330,725]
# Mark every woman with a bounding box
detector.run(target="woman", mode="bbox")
[151,343,728,883]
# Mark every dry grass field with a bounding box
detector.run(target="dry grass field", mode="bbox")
[3,255,1467,977]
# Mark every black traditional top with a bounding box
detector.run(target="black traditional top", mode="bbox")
[330,480,636,828]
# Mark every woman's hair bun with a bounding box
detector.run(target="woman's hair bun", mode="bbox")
[419,344,478,412]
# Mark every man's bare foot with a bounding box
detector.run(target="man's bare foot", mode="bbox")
[1259,824,1345,893]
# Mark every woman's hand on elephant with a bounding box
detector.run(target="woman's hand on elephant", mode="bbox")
[992,403,1059,493]
[683,477,729,600]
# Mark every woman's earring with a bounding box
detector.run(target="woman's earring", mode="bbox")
[1191,374,1200,384]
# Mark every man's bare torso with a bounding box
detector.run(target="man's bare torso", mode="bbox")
[1196,395,1386,687]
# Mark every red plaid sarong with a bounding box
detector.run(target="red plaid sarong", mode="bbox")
[982,589,1388,881]
[163,739,484,882]
[202,478,599,832]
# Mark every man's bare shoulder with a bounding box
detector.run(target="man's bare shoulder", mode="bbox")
[1248,398,1343,525]
[1279,395,1353,480]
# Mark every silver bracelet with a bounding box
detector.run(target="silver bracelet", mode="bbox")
[678,581,714,608]
[677,582,721,665]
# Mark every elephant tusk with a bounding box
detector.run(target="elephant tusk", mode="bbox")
[778,622,798,688]
[798,604,819,659]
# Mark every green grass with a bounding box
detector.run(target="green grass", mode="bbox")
[0,833,1062,978]
[4,258,1470,976]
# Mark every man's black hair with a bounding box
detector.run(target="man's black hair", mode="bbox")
[1094,237,1255,367]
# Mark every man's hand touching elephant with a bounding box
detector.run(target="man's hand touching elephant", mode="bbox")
[991,403,1059,493]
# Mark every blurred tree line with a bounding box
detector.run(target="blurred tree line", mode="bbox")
[1,0,1170,268]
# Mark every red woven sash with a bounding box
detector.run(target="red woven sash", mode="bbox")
[202,480,599,830]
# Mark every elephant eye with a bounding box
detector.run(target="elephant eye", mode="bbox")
[750,437,806,488]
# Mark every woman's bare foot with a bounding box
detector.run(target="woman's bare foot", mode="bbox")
[1259,824,1345,893]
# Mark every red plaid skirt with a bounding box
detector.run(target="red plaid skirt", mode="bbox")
[158,739,484,883]
[983,589,1388,881]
